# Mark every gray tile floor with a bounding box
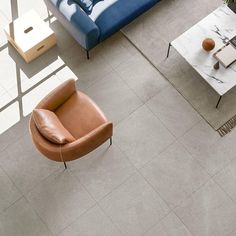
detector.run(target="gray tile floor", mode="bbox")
[1,1,236,235]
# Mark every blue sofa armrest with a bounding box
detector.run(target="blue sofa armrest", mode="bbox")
[44,0,100,50]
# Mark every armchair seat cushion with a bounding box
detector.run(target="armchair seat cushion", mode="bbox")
[55,90,108,139]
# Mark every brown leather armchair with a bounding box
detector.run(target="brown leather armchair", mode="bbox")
[29,79,113,168]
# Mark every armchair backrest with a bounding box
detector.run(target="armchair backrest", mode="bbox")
[36,79,76,111]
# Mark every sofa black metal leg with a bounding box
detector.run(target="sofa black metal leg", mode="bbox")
[166,42,172,58]
[63,161,67,169]
[86,50,90,60]
[47,9,51,24]
[109,137,112,146]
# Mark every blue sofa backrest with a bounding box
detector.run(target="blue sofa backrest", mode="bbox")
[44,0,159,51]
[45,0,100,50]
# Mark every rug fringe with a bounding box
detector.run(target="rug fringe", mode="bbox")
[217,114,236,136]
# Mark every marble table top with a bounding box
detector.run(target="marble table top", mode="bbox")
[172,5,236,96]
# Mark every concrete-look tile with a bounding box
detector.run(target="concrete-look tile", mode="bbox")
[0,47,18,91]
[71,143,136,201]
[143,212,192,236]
[184,127,236,176]
[49,19,77,52]
[58,205,122,236]
[115,105,175,169]
[0,115,29,150]
[0,167,22,212]
[0,2,11,21]
[0,89,13,109]
[6,42,54,93]
[115,54,168,102]
[214,159,236,203]
[21,75,62,116]
[0,198,52,236]
[26,170,95,235]
[141,142,210,209]
[99,172,170,236]
[179,119,220,156]
[85,71,143,125]
[98,32,134,69]
[147,86,202,137]
[0,133,60,194]
[0,11,9,46]
[174,180,236,236]
[0,101,20,135]
[72,51,113,90]
[228,229,236,236]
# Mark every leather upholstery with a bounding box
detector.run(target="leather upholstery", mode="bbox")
[29,79,113,162]
[32,109,75,144]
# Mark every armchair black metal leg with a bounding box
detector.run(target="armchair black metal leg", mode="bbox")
[63,161,67,169]
[216,95,222,109]
[109,137,112,146]
[86,50,90,60]
[166,42,172,58]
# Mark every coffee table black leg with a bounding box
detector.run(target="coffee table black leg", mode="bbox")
[166,43,172,58]
[216,95,222,108]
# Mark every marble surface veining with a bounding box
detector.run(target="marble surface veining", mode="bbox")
[172,5,236,96]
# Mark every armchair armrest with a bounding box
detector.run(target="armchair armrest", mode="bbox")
[30,119,113,162]
[62,122,113,160]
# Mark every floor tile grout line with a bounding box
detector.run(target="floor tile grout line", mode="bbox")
[138,158,218,231]
[82,66,129,94]
[96,203,126,236]
[23,195,56,236]
[207,154,236,179]
[178,132,236,178]
[170,177,219,214]
[145,101,181,139]
[0,120,29,152]
[144,88,203,139]
[68,143,137,204]
[122,32,226,137]
[0,195,55,235]
[0,195,23,216]
[103,142,181,232]
[0,159,23,208]
[113,56,170,105]
[62,166,125,236]
[171,210,195,236]
[21,165,63,198]
[140,210,175,236]
[25,167,95,235]
[213,178,236,205]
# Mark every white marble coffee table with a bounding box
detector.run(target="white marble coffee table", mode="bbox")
[167,5,236,108]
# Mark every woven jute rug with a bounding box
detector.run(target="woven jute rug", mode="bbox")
[122,0,236,136]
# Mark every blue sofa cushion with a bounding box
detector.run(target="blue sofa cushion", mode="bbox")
[89,0,160,41]
[73,0,93,14]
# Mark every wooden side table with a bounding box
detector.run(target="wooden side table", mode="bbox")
[4,10,56,63]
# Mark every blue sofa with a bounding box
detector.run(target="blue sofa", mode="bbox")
[44,0,160,58]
